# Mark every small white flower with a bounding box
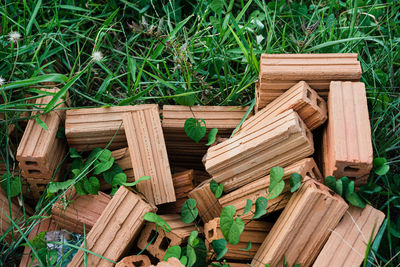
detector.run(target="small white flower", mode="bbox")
[0,77,5,86]
[91,51,103,62]
[8,31,21,43]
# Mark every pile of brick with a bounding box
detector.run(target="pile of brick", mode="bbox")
[5,54,385,267]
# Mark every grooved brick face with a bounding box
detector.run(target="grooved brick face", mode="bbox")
[188,179,221,223]
[323,81,373,181]
[122,105,176,205]
[257,53,362,108]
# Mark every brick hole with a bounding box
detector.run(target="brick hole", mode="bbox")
[306,172,312,178]
[28,170,41,174]
[133,260,144,265]
[306,89,312,99]
[159,236,171,251]
[344,166,360,172]
[208,228,214,239]
[147,230,158,244]
[26,161,38,166]
[316,98,322,107]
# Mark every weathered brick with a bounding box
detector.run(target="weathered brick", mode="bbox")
[65,105,156,151]
[0,188,26,244]
[241,81,326,132]
[116,255,151,267]
[219,158,322,219]
[162,105,249,169]
[122,105,175,205]
[322,81,373,183]
[16,88,68,179]
[204,109,314,192]
[313,205,385,267]
[257,53,361,108]
[69,187,156,267]
[137,214,197,260]
[251,179,348,267]
[172,170,195,212]
[52,188,111,234]
[205,218,273,260]
[188,179,221,223]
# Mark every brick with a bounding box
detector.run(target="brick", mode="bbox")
[313,205,385,267]
[137,214,197,260]
[256,53,361,108]
[219,158,322,219]
[65,105,156,151]
[25,176,59,202]
[150,257,185,267]
[172,170,195,212]
[19,217,58,267]
[251,179,348,267]
[122,106,175,205]
[205,218,273,260]
[162,105,249,169]
[52,188,111,234]
[100,147,135,190]
[17,88,68,178]
[242,81,327,132]
[69,186,157,267]
[322,82,373,182]
[188,179,221,223]
[0,188,26,244]
[211,263,250,267]
[204,109,314,192]
[116,255,151,267]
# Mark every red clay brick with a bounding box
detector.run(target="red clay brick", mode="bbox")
[116,255,151,267]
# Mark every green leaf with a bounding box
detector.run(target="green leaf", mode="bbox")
[210,0,224,15]
[122,176,150,187]
[112,172,127,186]
[83,177,100,195]
[187,244,197,267]
[210,179,223,198]
[240,241,252,251]
[163,245,181,261]
[180,256,188,266]
[346,192,366,208]
[96,149,111,162]
[206,128,219,146]
[188,231,198,246]
[269,167,285,199]
[220,206,245,245]
[243,199,252,216]
[347,181,355,194]
[103,164,123,184]
[335,179,343,196]
[93,157,114,175]
[35,116,49,131]
[47,249,58,265]
[69,147,81,158]
[340,176,350,195]
[175,88,196,106]
[373,158,390,175]
[48,179,74,194]
[253,197,268,219]
[144,212,171,232]
[290,173,302,193]
[268,180,285,200]
[181,199,198,223]
[192,238,207,267]
[270,167,285,182]
[184,118,206,143]
[212,239,228,260]
[74,180,87,195]
[0,173,21,197]
[324,176,337,192]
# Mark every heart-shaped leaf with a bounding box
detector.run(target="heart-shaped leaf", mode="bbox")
[289,173,302,193]
[83,177,100,195]
[253,197,268,219]
[210,179,223,198]
[269,180,285,200]
[324,176,337,192]
[112,172,127,186]
[69,147,81,158]
[374,158,390,176]
[220,206,245,244]
[93,157,114,175]
[47,249,58,265]
[269,167,285,199]
[174,87,196,106]
[103,164,123,184]
[212,239,228,260]
[74,180,87,195]
[206,128,219,146]
[181,199,198,223]
[164,246,181,261]
[1,172,22,197]
[346,191,366,208]
[184,118,206,143]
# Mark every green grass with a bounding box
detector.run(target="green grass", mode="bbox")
[0,0,399,266]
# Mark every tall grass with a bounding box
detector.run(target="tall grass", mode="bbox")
[0,0,399,265]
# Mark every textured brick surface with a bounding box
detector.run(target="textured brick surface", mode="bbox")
[123,105,175,205]
[241,81,327,131]
[219,158,322,219]
[0,188,26,244]
[69,187,156,267]
[188,179,221,223]
[172,170,195,212]
[313,205,385,267]
[137,214,197,260]
[205,218,273,260]
[322,81,373,182]
[52,188,111,234]
[256,53,361,108]
[204,109,314,192]
[116,255,151,267]
[251,179,348,267]
[65,105,156,151]
[162,105,249,169]
[17,88,67,178]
